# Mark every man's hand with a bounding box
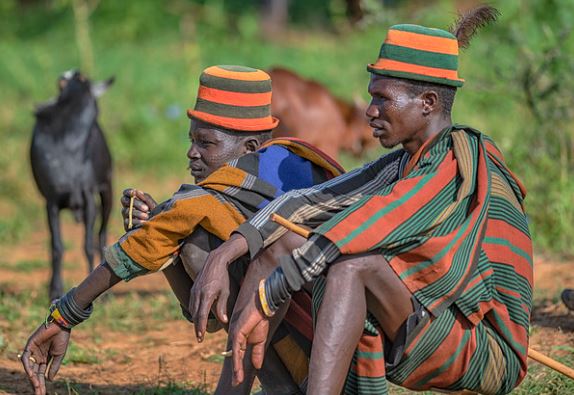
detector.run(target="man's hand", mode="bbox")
[229,293,269,386]
[21,323,71,395]
[120,188,157,231]
[190,233,249,342]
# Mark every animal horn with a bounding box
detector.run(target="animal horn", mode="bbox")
[449,5,500,50]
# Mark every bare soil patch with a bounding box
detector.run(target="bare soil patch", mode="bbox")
[1,221,573,394]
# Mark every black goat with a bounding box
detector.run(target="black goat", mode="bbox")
[30,70,114,300]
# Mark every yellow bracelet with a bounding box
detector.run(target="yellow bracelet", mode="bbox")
[258,279,275,317]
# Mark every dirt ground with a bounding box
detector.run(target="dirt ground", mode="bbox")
[1,221,573,394]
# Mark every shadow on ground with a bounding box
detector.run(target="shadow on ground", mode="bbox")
[0,366,209,394]
[531,300,574,332]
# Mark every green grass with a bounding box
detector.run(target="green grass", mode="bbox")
[1,0,573,254]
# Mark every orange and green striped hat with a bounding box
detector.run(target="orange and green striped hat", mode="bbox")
[187,65,279,132]
[368,24,464,87]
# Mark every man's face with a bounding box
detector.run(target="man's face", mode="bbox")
[366,75,426,152]
[187,120,247,183]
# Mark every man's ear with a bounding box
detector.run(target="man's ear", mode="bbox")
[421,90,439,115]
[243,137,260,153]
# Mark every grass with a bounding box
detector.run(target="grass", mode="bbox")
[0,0,573,254]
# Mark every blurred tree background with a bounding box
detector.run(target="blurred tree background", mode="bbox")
[0,0,573,255]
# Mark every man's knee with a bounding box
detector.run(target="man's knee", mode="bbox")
[327,253,384,282]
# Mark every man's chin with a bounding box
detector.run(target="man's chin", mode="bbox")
[379,139,398,149]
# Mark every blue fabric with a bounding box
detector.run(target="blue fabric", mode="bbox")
[257,145,314,207]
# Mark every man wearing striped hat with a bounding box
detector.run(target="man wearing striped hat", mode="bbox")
[21,65,343,395]
[204,10,534,395]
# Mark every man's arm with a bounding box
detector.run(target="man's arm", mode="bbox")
[22,262,121,395]
[236,149,406,259]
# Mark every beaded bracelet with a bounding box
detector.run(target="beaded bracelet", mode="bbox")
[258,279,275,317]
[45,303,72,329]
[44,288,93,330]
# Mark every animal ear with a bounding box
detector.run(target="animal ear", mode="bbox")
[91,76,115,98]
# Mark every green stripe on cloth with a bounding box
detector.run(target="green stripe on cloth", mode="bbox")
[381,44,458,70]
[194,98,271,118]
[391,24,457,39]
[335,172,434,249]
[484,237,533,266]
[414,329,471,387]
[200,73,271,93]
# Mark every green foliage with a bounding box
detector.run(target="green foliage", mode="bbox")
[0,0,573,257]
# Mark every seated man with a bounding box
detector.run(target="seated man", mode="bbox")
[21,65,343,395]
[198,17,533,395]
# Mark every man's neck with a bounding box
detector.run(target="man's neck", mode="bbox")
[404,115,452,155]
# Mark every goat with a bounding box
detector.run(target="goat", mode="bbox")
[30,70,114,300]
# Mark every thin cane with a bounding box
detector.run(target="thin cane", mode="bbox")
[128,194,135,230]
[269,213,574,381]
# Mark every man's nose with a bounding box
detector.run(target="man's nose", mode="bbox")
[187,144,200,160]
[366,102,379,119]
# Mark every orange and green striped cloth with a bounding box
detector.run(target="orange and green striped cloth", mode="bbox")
[236,125,533,394]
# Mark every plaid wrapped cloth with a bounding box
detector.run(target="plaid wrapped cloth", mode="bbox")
[104,138,344,280]
[236,125,533,394]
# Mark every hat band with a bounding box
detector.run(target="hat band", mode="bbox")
[188,110,279,131]
[368,58,464,86]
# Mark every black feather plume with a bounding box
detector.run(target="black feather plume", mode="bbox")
[449,5,500,50]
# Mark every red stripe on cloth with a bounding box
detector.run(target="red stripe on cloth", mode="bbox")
[401,311,475,389]
[351,329,386,378]
[334,153,457,254]
[486,219,532,256]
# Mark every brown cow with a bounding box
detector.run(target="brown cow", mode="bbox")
[268,67,378,160]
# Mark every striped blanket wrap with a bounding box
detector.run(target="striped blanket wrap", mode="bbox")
[106,137,343,277]
[311,126,532,394]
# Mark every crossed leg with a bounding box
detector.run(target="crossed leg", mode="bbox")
[307,253,414,395]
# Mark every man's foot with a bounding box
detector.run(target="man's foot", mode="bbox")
[561,289,574,311]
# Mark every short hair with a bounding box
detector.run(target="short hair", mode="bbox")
[401,79,457,116]
[191,119,273,144]
[232,130,273,145]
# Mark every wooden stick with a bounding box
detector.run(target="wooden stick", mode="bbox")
[270,213,574,381]
[528,348,574,380]
[128,194,135,230]
[271,213,310,238]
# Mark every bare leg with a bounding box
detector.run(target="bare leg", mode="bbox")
[307,253,414,395]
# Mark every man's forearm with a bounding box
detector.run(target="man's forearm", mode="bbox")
[73,261,122,309]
